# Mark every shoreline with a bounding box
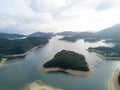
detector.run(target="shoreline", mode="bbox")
[0,58,7,67]
[3,44,46,58]
[40,64,93,76]
[24,80,62,90]
[109,69,120,90]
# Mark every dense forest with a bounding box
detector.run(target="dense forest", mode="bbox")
[0,36,49,56]
[43,50,89,71]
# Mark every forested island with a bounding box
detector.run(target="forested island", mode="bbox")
[40,50,93,76]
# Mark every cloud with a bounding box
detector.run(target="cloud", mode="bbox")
[96,0,120,11]
[0,13,53,34]
[25,0,83,20]
[25,0,67,12]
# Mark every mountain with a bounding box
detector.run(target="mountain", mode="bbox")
[0,32,25,39]
[97,24,120,39]
[58,24,120,42]
[57,31,77,36]
[28,32,54,38]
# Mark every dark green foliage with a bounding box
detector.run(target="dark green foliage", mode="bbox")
[59,36,77,42]
[89,45,120,54]
[0,33,25,39]
[44,50,89,71]
[28,32,54,38]
[118,74,120,85]
[0,54,2,62]
[0,57,1,62]
[0,37,49,55]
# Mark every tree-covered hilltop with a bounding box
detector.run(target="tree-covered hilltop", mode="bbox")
[43,50,89,71]
[0,36,49,55]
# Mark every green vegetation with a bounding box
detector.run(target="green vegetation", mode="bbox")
[59,36,77,42]
[28,31,54,38]
[88,45,120,57]
[0,37,49,55]
[118,74,120,85]
[0,54,2,62]
[0,57,1,62]
[0,33,25,39]
[43,50,89,71]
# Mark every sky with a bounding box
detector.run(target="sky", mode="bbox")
[0,0,120,34]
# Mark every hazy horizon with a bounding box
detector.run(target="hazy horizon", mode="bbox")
[0,0,120,34]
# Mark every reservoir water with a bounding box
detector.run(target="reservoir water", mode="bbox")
[0,36,120,90]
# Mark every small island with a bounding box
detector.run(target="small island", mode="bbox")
[109,69,120,90]
[40,50,93,76]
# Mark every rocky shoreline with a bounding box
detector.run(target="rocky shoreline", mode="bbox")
[40,64,93,76]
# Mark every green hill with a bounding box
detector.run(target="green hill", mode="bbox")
[43,50,89,71]
[0,37,49,56]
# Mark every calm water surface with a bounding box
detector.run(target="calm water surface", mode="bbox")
[0,36,120,90]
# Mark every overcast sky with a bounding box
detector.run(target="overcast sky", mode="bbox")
[0,0,120,34]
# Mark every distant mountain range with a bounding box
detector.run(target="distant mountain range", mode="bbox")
[28,32,54,38]
[0,31,54,39]
[0,24,120,41]
[57,31,77,36]
[59,24,120,42]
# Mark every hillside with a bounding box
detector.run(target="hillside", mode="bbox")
[0,32,25,39]
[28,32,54,38]
[97,24,120,40]
[0,37,49,56]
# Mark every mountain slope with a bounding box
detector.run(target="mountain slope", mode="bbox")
[97,24,120,39]
[28,32,54,38]
[0,33,25,39]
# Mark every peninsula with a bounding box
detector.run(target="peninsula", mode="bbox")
[24,80,62,90]
[110,69,120,90]
[40,50,93,76]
